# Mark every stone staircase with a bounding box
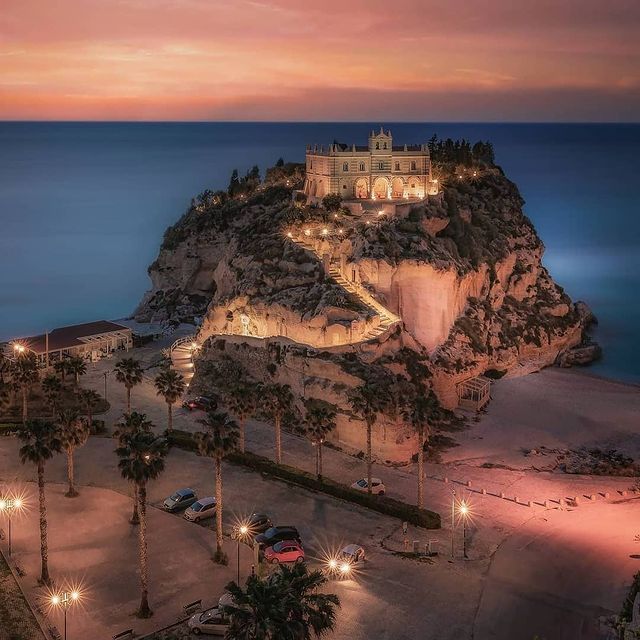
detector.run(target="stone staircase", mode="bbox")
[167,335,197,385]
[289,235,401,343]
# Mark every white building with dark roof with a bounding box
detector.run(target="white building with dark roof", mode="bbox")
[303,127,439,203]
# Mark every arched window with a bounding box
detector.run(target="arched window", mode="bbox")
[310,160,313,170]
[394,161,400,171]
[378,162,384,170]
[375,142,379,149]
[383,142,387,149]
[359,162,365,171]
[410,161,417,171]
[343,162,348,171]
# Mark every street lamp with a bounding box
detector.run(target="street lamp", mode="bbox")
[234,520,253,584]
[0,494,24,557]
[451,489,456,558]
[50,589,81,640]
[458,500,470,559]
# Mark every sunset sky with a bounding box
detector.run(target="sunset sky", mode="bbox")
[1,0,639,121]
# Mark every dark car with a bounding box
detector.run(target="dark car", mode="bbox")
[163,488,198,512]
[247,513,272,534]
[182,396,217,411]
[255,526,301,548]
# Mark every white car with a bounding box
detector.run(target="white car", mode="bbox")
[188,607,229,635]
[351,478,385,495]
[341,544,366,564]
[184,496,217,522]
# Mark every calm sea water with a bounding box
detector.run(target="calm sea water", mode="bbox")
[0,122,639,383]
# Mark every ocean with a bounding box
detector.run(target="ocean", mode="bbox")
[0,122,638,383]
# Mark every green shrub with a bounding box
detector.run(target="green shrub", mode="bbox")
[0,423,21,436]
[166,430,441,529]
[621,571,640,622]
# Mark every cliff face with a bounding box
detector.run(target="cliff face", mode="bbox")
[136,157,590,460]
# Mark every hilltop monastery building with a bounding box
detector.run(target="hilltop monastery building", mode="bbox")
[303,127,439,202]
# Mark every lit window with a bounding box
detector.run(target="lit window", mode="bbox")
[394,162,400,171]
[359,162,365,171]
[343,162,348,171]
[411,161,417,171]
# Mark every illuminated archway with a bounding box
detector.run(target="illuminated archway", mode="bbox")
[354,178,369,199]
[391,177,405,199]
[373,177,389,200]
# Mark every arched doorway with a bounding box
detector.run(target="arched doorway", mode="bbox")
[373,177,389,200]
[407,178,422,198]
[391,177,405,199]
[354,178,368,199]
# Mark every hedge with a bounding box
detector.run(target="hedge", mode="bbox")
[166,429,441,530]
[0,423,21,436]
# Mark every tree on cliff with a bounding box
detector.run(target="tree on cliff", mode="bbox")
[154,368,185,432]
[194,411,239,564]
[260,383,294,465]
[300,401,337,481]
[402,389,439,509]
[115,430,168,617]
[322,193,343,213]
[348,385,387,494]
[114,357,144,415]
[228,169,240,195]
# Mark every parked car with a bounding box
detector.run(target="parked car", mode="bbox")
[351,477,385,495]
[187,607,229,635]
[163,488,197,512]
[340,543,366,564]
[182,396,217,412]
[184,496,217,522]
[247,512,273,534]
[264,540,305,564]
[255,526,301,548]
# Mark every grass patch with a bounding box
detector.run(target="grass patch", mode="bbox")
[166,429,441,530]
[0,553,45,640]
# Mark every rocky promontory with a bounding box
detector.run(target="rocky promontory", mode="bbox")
[135,145,595,461]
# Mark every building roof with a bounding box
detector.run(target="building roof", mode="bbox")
[13,320,131,354]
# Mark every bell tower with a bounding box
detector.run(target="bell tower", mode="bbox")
[369,126,392,154]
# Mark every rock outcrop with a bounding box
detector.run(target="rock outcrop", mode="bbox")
[136,154,594,461]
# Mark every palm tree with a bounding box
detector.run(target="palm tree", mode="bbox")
[58,408,90,498]
[223,563,340,639]
[113,412,154,525]
[114,358,143,414]
[78,388,101,432]
[302,404,336,481]
[153,368,185,432]
[17,419,62,585]
[260,383,294,464]
[348,384,384,495]
[54,359,69,383]
[115,431,168,618]
[66,356,87,387]
[402,390,437,508]
[194,411,239,563]
[13,352,39,423]
[224,379,257,453]
[42,373,63,416]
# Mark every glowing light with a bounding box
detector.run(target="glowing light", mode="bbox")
[333,213,338,219]
[286,232,293,238]
[71,591,80,601]
[321,228,328,236]
[51,595,61,606]
[338,229,344,235]
[339,562,351,575]
[328,559,338,570]
[459,503,469,516]
[304,228,311,236]
[366,220,371,225]
[239,525,248,536]
[13,343,25,354]
[378,210,384,216]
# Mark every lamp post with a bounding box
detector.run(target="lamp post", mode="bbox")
[459,501,469,559]
[50,590,80,640]
[450,489,456,558]
[235,523,251,584]
[102,371,108,402]
[0,495,23,556]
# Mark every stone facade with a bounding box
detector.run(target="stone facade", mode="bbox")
[303,127,439,202]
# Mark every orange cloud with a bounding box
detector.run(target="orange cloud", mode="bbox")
[1,0,639,120]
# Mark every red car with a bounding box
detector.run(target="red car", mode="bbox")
[182,396,217,411]
[263,540,305,565]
